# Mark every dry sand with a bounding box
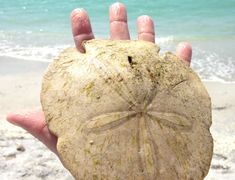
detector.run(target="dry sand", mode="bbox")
[0,57,235,179]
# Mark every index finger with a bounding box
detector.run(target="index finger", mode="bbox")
[71,9,95,53]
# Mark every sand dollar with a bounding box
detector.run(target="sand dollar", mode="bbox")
[41,40,213,180]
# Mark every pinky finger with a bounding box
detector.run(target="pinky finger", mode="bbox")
[176,42,192,66]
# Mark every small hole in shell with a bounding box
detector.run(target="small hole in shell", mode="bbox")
[128,56,132,64]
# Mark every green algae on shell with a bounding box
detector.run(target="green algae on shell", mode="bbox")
[41,39,213,180]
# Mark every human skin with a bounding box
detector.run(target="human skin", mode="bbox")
[6,2,192,155]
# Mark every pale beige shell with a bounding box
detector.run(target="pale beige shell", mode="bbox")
[41,40,213,180]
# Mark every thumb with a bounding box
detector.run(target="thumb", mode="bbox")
[7,109,46,134]
[6,109,58,154]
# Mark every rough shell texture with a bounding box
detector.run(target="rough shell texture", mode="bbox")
[41,40,213,180]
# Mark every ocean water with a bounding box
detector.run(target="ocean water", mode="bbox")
[0,0,235,82]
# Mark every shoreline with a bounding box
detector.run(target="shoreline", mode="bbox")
[1,49,235,84]
[0,56,49,75]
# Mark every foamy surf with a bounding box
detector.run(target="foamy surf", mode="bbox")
[0,36,235,83]
[0,42,70,62]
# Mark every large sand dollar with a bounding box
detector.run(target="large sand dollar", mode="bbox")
[41,40,213,180]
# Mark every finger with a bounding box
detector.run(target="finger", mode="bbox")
[176,42,192,66]
[109,2,130,40]
[137,15,155,43]
[71,8,94,53]
[7,109,58,154]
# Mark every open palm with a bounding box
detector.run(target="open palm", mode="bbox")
[7,2,192,155]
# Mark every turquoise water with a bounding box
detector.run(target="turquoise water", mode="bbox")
[0,0,235,81]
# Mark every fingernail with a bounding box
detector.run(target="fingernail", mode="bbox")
[110,2,127,22]
[71,8,86,19]
[111,2,121,16]
[177,42,192,64]
[6,108,41,123]
[6,112,21,126]
[73,8,85,14]
[138,15,152,22]
[177,42,187,50]
[111,2,121,9]
[137,15,155,35]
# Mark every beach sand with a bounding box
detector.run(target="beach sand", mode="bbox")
[0,57,234,179]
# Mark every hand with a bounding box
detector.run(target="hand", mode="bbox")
[6,2,192,155]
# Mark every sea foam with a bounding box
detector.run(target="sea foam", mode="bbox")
[0,36,234,83]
